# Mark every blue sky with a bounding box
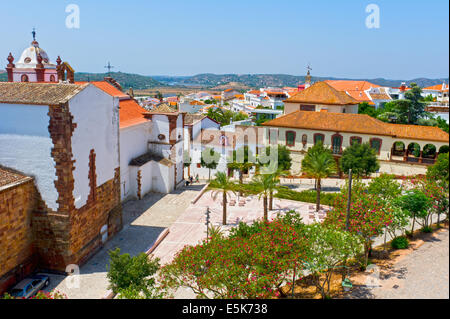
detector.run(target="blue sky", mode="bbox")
[0,0,448,79]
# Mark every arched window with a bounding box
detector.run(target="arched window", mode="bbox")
[350,136,362,145]
[370,138,383,155]
[285,131,296,147]
[331,134,343,154]
[313,133,325,145]
[21,74,29,82]
[50,75,56,82]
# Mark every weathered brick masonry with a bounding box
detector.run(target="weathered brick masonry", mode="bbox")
[30,103,122,272]
[0,179,37,293]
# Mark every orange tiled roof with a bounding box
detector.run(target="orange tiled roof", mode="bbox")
[262,111,449,142]
[285,82,360,105]
[75,81,129,98]
[190,100,205,105]
[325,80,380,103]
[119,99,149,128]
[0,165,32,189]
[423,84,448,91]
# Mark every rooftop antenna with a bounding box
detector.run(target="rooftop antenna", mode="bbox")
[104,61,114,77]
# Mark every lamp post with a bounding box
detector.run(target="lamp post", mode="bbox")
[205,207,211,242]
[346,169,352,231]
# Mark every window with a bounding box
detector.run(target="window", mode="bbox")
[285,131,296,147]
[313,133,325,145]
[50,75,56,82]
[300,104,315,111]
[370,138,382,154]
[21,74,29,82]
[350,136,362,145]
[331,134,343,154]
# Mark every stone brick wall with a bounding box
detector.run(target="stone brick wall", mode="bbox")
[0,180,37,294]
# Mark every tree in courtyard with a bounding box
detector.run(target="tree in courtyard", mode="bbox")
[403,83,427,124]
[368,174,404,248]
[107,248,163,299]
[259,144,292,173]
[396,189,430,234]
[340,142,380,178]
[252,173,280,221]
[405,176,449,227]
[427,153,449,191]
[209,172,236,225]
[324,181,393,267]
[368,174,402,202]
[301,142,337,212]
[303,224,363,299]
[201,147,220,181]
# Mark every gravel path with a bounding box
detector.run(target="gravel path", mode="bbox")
[350,228,449,299]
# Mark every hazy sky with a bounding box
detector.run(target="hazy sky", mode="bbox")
[0,0,448,79]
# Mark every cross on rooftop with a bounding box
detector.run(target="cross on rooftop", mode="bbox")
[32,27,36,41]
[104,61,115,76]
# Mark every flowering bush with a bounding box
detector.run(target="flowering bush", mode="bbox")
[403,176,448,228]
[159,219,308,299]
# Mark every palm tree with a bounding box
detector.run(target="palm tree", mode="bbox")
[252,174,279,221]
[268,170,283,210]
[209,172,235,225]
[301,142,337,212]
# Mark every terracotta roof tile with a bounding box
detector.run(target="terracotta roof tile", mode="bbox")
[285,82,359,105]
[119,99,149,128]
[0,166,32,189]
[75,81,128,98]
[262,111,449,142]
[0,82,88,105]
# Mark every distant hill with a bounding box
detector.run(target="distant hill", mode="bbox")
[164,73,449,89]
[0,71,165,89]
[0,71,447,90]
[75,72,165,89]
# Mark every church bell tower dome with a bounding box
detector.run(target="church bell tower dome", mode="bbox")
[15,39,56,69]
[6,29,59,83]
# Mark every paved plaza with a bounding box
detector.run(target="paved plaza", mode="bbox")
[46,185,203,299]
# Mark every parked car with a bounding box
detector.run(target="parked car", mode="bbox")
[9,274,50,299]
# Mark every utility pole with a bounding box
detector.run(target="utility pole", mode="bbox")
[345,169,352,231]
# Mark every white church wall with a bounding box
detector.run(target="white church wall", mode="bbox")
[70,85,120,209]
[149,115,169,143]
[119,122,151,201]
[0,103,58,210]
[151,161,174,194]
[140,162,154,197]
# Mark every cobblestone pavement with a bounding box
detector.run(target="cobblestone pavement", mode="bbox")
[349,228,449,299]
[45,185,203,299]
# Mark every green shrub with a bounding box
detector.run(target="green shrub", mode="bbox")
[275,187,338,206]
[391,236,409,249]
[421,226,433,233]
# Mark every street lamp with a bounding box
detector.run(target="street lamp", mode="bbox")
[205,207,211,242]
